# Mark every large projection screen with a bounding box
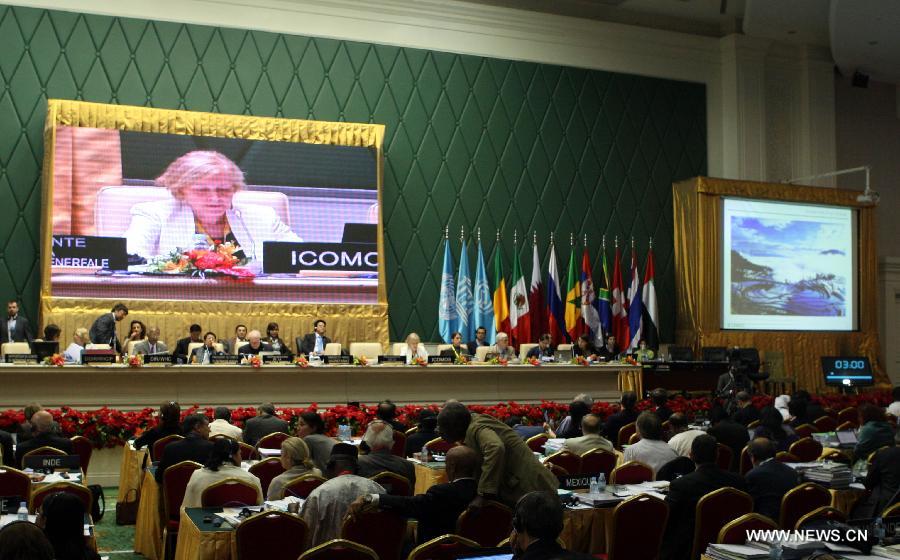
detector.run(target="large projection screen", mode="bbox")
[721,198,857,331]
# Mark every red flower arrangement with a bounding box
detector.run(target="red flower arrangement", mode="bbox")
[573,355,590,366]
[127,355,143,368]
[526,356,541,366]
[354,355,370,367]
[42,354,65,367]
[454,354,470,365]
[295,355,310,368]
[151,244,254,279]
[246,355,262,368]
[411,356,427,367]
[489,356,509,366]
[0,391,888,450]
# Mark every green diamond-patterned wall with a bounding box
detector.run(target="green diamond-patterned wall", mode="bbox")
[0,4,705,342]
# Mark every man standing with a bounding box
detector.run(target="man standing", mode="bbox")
[155,414,213,482]
[133,326,167,355]
[745,437,800,521]
[357,421,416,485]
[174,324,203,364]
[437,401,558,507]
[243,403,289,447]
[350,446,479,545]
[15,410,74,468]
[298,319,331,356]
[466,326,488,356]
[301,443,385,546]
[1,300,33,344]
[88,303,128,353]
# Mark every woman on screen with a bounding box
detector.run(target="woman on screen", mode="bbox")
[124,150,299,266]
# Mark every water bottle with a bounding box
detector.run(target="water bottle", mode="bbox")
[597,472,606,493]
[874,517,885,544]
[16,501,27,521]
[768,541,782,560]
[421,445,429,462]
[589,477,599,494]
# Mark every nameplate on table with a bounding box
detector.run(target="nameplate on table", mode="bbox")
[144,354,173,366]
[51,235,127,270]
[322,354,351,365]
[23,454,82,471]
[557,474,593,490]
[427,355,453,364]
[210,355,241,365]
[5,354,38,364]
[378,355,405,364]
[82,353,116,365]
[263,354,293,364]
[262,242,377,274]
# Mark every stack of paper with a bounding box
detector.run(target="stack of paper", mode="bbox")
[704,544,770,559]
[803,462,853,489]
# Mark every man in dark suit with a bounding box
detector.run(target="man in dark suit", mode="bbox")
[239,330,274,356]
[357,421,416,486]
[375,400,406,433]
[350,445,479,544]
[0,429,15,467]
[525,334,555,360]
[243,403,289,447]
[190,332,225,364]
[651,388,674,422]
[730,391,760,426]
[15,410,74,468]
[297,319,331,356]
[466,325,488,356]
[661,434,747,560]
[173,324,203,364]
[88,302,128,353]
[404,410,438,457]
[509,491,594,560]
[1,300,34,344]
[133,326,168,355]
[745,437,800,521]
[707,405,749,471]
[155,413,213,482]
[603,391,639,444]
[595,335,619,360]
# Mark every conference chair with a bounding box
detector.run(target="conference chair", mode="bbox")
[518,344,538,361]
[235,341,249,354]
[793,424,816,439]
[580,448,617,480]
[617,422,637,448]
[794,506,847,530]
[424,437,455,455]
[545,462,569,476]
[789,437,823,462]
[298,539,378,560]
[837,407,858,425]
[186,342,225,360]
[162,461,202,559]
[779,482,831,530]
[369,471,412,497]
[775,452,800,463]
[390,342,408,355]
[248,458,286,497]
[656,456,695,482]
[813,415,839,432]
[609,461,653,484]
[544,450,582,476]
[407,534,481,560]
[603,493,669,560]
[820,449,851,464]
[883,502,900,521]
[716,443,733,471]
[323,342,342,355]
[691,487,754,559]
[474,345,493,362]
[21,446,68,469]
[628,432,642,445]
[436,344,452,355]
[1,342,31,356]
[717,513,777,544]
[29,482,93,515]
[405,426,418,436]
[152,434,184,462]
[256,431,290,450]
[70,436,93,477]
[84,343,111,350]
[210,434,238,442]
[525,433,548,453]
[391,430,407,457]
[281,473,327,499]
[456,500,513,547]
[125,339,144,356]
[868,446,890,465]
[739,446,753,475]
[341,509,406,560]
[557,343,573,354]
[349,342,383,361]
[234,510,309,560]
[836,420,858,431]
[238,442,259,461]
[201,478,261,508]
[0,467,32,508]
[747,420,761,429]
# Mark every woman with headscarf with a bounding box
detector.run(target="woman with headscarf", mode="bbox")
[39,492,100,560]
[267,437,322,499]
[182,437,263,508]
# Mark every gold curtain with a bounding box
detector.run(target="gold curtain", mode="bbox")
[673,176,884,392]
[40,100,387,346]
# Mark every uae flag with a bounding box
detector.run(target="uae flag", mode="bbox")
[528,241,545,342]
[509,245,529,347]
[610,245,630,348]
[641,246,660,350]
[492,245,510,338]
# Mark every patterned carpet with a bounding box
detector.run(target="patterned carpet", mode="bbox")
[94,487,144,560]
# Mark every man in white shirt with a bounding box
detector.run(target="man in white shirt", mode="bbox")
[667,413,705,457]
[63,327,89,364]
[623,411,677,475]
[209,406,242,441]
[563,414,613,455]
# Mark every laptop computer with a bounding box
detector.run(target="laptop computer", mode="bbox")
[455,549,513,560]
[556,348,573,362]
[342,223,377,244]
[836,430,859,446]
[32,341,60,361]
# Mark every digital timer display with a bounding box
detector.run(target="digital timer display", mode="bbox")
[821,356,873,387]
